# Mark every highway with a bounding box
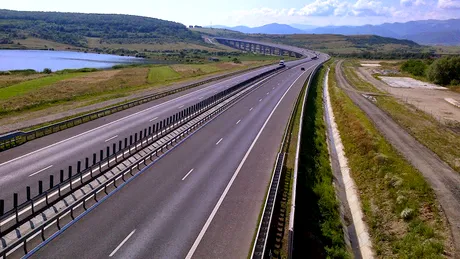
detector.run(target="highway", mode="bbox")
[0,59,312,209]
[26,56,326,258]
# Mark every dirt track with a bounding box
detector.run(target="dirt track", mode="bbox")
[336,60,460,257]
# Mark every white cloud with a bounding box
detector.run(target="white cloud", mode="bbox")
[401,0,426,7]
[438,0,460,8]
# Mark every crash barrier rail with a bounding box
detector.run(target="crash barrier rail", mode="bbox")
[288,63,324,259]
[251,152,285,259]
[0,63,276,152]
[0,63,284,259]
[250,66,312,259]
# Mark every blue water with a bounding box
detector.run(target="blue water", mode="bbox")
[0,50,145,72]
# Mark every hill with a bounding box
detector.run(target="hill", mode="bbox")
[211,23,304,34]
[311,19,460,46]
[0,9,202,48]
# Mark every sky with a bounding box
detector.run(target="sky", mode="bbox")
[2,0,460,27]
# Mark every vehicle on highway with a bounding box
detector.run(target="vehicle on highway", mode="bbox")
[279,59,285,66]
[301,67,305,71]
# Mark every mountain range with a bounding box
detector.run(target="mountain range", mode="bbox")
[212,19,460,46]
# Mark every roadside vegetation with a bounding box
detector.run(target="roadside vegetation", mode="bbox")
[294,65,350,258]
[342,60,383,93]
[329,65,449,257]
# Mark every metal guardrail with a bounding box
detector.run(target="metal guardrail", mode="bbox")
[0,64,274,152]
[0,63,284,259]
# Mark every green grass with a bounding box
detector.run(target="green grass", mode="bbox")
[147,66,181,83]
[295,64,350,258]
[0,73,83,100]
[329,64,447,257]
[343,60,383,93]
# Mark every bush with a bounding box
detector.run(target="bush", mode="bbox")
[232,57,241,64]
[426,56,460,85]
[401,59,427,77]
[42,68,52,74]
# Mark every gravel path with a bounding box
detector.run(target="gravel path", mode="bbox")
[336,60,460,257]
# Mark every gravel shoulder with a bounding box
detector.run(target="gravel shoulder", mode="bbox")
[337,60,460,257]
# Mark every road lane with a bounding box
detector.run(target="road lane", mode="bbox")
[0,60,310,208]
[29,60,321,259]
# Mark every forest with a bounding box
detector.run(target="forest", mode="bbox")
[0,9,202,47]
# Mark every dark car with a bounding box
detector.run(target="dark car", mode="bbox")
[301,67,305,71]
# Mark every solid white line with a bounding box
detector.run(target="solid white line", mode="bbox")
[149,117,159,122]
[0,66,276,168]
[29,165,53,177]
[249,107,254,111]
[185,69,307,259]
[215,138,223,145]
[104,135,118,142]
[182,168,194,181]
[109,229,136,257]
[236,120,241,125]
[178,105,184,109]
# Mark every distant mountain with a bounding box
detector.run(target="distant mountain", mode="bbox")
[209,23,304,34]
[312,19,460,45]
[289,24,318,31]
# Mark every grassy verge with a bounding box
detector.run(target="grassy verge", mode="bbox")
[329,65,448,257]
[342,60,382,93]
[294,65,350,258]
[345,62,460,173]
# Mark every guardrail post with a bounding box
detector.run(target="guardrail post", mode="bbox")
[50,175,54,189]
[85,157,89,169]
[77,161,81,174]
[0,199,4,216]
[68,166,73,190]
[13,193,18,223]
[148,127,152,135]
[134,133,138,142]
[113,143,116,155]
[124,138,128,148]
[106,146,110,158]
[140,130,143,140]
[26,186,31,201]
[100,150,103,161]
[38,181,43,194]
[129,135,133,145]
[119,140,122,151]
[60,169,64,184]
[153,124,156,133]
[93,153,96,165]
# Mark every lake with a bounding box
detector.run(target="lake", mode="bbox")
[0,50,146,72]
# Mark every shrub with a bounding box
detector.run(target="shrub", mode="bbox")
[400,59,427,77]
[42,68,52,74]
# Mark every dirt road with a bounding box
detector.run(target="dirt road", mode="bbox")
[336,60,460,257]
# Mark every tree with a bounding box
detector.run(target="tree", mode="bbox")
[426,56,460,85]
[43,68,52,74]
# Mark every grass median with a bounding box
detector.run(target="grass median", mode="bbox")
[329,65,449,257]
[294,65,350,258]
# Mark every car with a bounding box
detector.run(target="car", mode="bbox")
[301,67,305,71]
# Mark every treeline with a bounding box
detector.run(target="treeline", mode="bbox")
[0,9,202,47]
[402,56,460,86]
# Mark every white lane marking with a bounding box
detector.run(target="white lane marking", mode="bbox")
[273,87,275,90]
[249,107,254,111]
[198,97,204,100]
[178,105,184,109]
[104,135,118,143]
[149,117,159,122]
[109,229,136,257]
[266,92,270,95]
[182,168,194,181]
[29,165,53,177]
[259,99,262,102]
[236,120,241,125]
[0,66,278,168]
[185,70,307,259]
[215,138,223,145]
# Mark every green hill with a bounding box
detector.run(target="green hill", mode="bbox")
[0,9,202,48]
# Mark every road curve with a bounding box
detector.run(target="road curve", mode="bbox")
[28,57,326,258]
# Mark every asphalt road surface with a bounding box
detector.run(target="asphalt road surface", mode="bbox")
[28,57,326,258]
[0,59,312,209]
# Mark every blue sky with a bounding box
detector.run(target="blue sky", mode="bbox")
[2,0,460,27]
